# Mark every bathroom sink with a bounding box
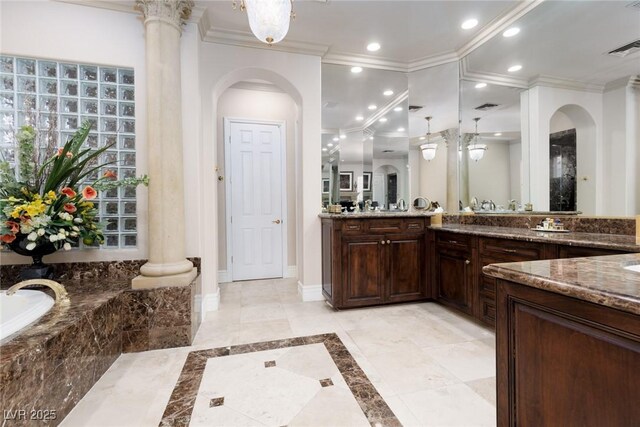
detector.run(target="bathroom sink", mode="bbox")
[623,264,640,273]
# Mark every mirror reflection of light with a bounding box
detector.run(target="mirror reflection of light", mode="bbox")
[394,106,402,112]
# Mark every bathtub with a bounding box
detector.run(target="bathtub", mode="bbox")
[0,289,54,341]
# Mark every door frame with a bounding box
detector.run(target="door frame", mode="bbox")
[223,117,288,281]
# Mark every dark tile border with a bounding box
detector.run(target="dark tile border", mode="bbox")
[159,333,400,427]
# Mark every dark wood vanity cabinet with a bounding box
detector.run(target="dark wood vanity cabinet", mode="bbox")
[496,280,640,426]
[322,217,429,309]
[434,232,474,315]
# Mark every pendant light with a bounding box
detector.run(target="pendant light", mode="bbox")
[234,0,295,45]
[468,117,487,161]
[420,116,438,161]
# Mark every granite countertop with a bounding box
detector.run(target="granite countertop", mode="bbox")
[429,224,640,253]
[319,211,437,219]
[483,253,640,316]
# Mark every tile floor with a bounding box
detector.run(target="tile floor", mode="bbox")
[62,278,497,427]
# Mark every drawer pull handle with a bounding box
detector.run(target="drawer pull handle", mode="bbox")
[465,260,471,265]
[381,241,385,245]
[502,249,517,253]
[387,240,391,244]
[448,240,458,244]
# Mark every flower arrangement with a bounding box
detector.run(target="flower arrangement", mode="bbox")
[0,120,148,254]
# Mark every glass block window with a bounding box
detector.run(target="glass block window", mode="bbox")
[0,55,138,249]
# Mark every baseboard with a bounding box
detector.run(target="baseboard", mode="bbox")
[217,270,231,283]
[203,288,220,313]
[297,280,323,302]
[285,265,298,278]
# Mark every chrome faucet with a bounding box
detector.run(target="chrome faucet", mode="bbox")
[508,199,518,211]
[481,199,496,211]
[364,200,372,211]
[6,279,70,303]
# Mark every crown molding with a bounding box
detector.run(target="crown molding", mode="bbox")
[456,0,545,59]
[408,51,461,73]
[362,90,409,130]
[528,75,605,93]
[202,28,329,56]
[53,0,206,24]
[322,52,409,73]
[460,56,529,88]
[605,75,640,91]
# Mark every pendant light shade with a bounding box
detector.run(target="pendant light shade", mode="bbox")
[244,0,292,45]
[468,117,487,161]
[420,116,438,161]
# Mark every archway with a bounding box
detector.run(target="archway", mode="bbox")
[548,104,597,214]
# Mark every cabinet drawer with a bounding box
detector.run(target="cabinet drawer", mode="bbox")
[436,231,472,251]
[480,237,542,261]
[404,219,425,233]
[342,220,364,234]
[367,219,403,233]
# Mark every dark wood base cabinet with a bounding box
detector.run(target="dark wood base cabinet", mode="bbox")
[496,280,640,426]
[322,217,429,309]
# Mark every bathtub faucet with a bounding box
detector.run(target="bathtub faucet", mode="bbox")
[6,279,70,303]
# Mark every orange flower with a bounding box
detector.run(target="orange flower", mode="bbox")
[64,203,77,213]
[56,148,73,158]
[1,234,16,244]
[61,187,76,198]
[103,170,117,179]
[5,221,19,233]
[82,186,97,200]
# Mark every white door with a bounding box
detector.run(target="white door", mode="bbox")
[228,120,284,281]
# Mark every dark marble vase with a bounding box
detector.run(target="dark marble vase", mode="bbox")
[8,234,58,280]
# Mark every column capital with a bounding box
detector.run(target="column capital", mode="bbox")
[135,0,194,30]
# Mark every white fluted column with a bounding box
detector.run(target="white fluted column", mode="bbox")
[132,0,197,289]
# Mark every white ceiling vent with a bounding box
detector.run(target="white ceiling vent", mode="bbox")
[608,40,640,57]
[626,1,640,10]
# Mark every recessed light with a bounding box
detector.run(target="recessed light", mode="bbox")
[494,133,502,136]
[333,137,339,142]
[475,83,487,89]
[397,127,405,132]
[351,66,363,74]
[419,136,426,140]
[508,64,522,72]
[355,115,364,121]
[327,143,334,147]
[461,18,478,30]
[367,42,381,52]
[379,117,387,123]
[368,104,377,110]
[369,136,374,140]
[383,90,394,96]
[322,148,328,152]
[340,134,347,139]
[394,106,402,112]
[503,27,520,38]
[341,159,344,162]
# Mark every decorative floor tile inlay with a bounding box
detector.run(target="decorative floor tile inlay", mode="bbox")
[160,333,399,426]
[209,397,224,407]
[320,378,334,387]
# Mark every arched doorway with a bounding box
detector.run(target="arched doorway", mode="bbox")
[548,104,597,214]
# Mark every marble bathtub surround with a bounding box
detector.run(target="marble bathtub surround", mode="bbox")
[160,333,400,427]
[484,253,640,315]
[1,273,201,426]
[132,0,196,289]
[442,214,636,236]
[431,224,640,253]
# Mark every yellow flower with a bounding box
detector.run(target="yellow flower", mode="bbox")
[80,201,94,208]
[10,208,21,219]
[7,196,22,203]
[46,191,56,200]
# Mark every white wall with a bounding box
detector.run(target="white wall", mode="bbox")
[0,0,150,264]
[468,141,511,207]
[509,141,522,202]
[196,42,322,306]
[216,87,298,272]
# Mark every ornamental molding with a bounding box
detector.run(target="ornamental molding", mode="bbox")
[135,0,195,30]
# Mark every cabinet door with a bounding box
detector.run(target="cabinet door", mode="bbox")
[341,235,385,307]
[557,245,627,258]
[386,233,426,303]
[436,248,473,315]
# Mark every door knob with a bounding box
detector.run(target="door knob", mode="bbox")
[386,240,391,244]
[272,219,281,224]
[381,241,385,245]
[465,260,471,265]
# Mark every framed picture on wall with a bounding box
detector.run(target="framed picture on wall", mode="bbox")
[339,172,353,192]
[362,172,372,191]
[322,178,330,194]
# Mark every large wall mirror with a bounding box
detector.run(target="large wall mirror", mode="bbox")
[321,64,409,211]
[462,0,640,215]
